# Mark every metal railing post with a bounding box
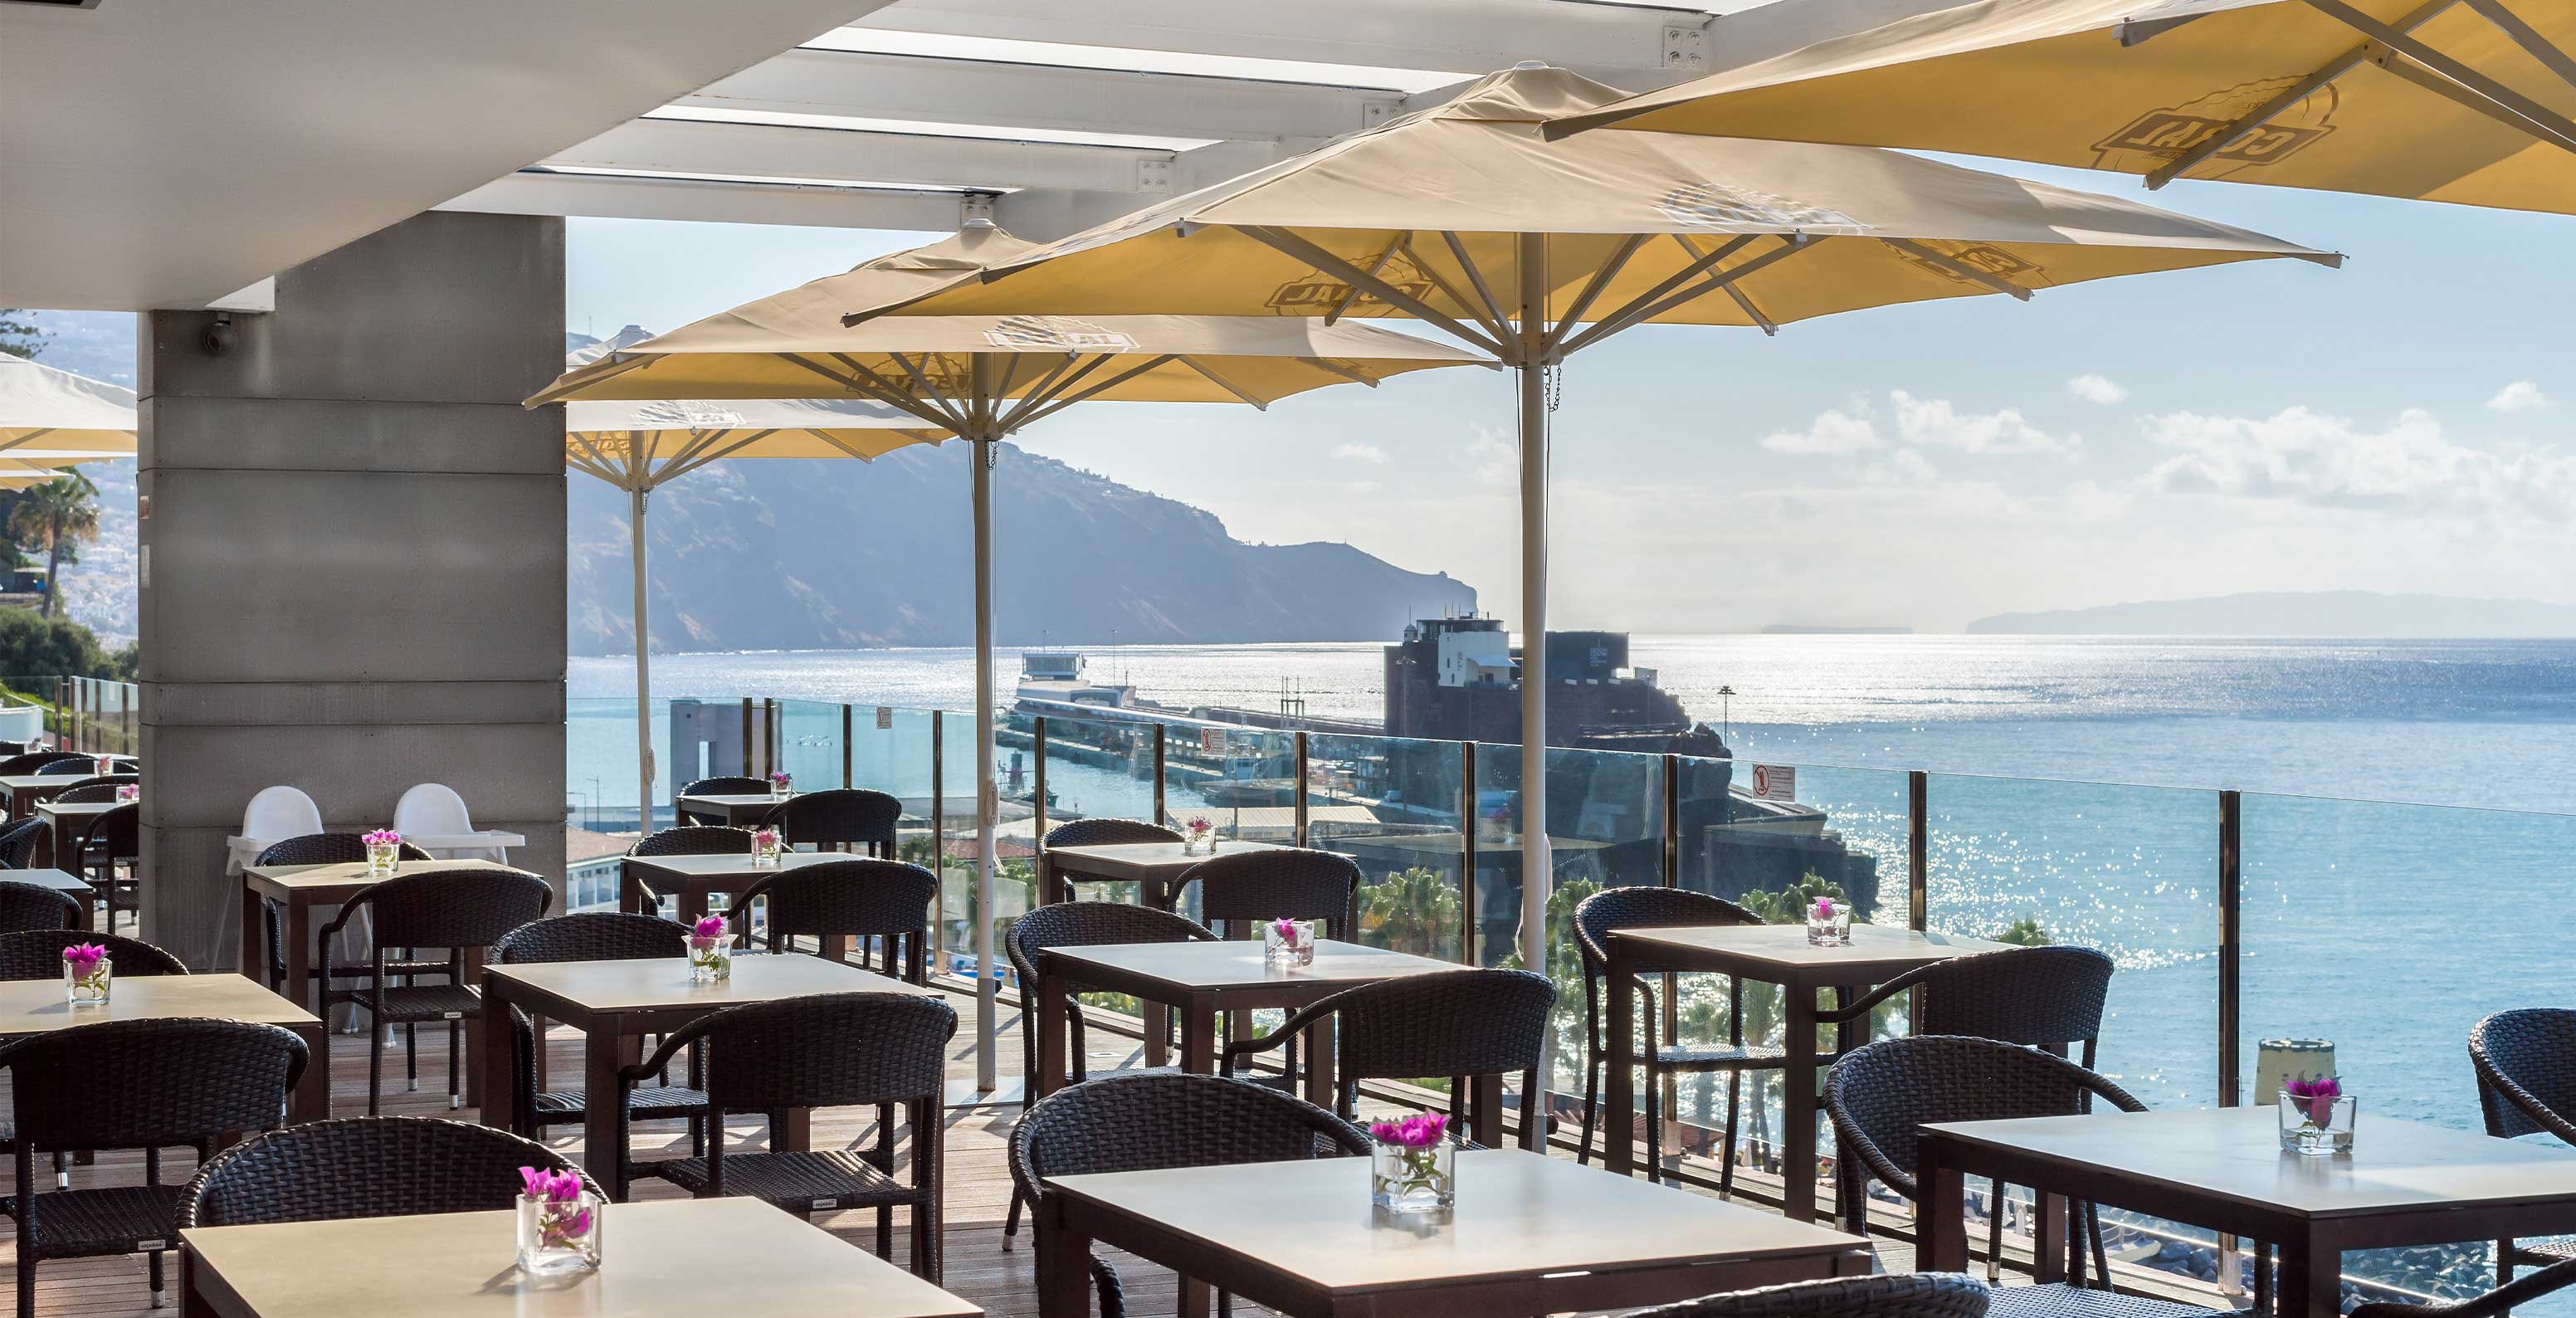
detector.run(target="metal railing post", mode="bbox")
[1152,724,1167,827]
[931,710,945,954]
[1661,754,1681,889]
[1293,730,1310,847]
[2217,788,2245,1295]
[739,698,754,776]
[1660,753,1681,1135]
[764,698,778,779]
[1459,740,1478,964]
[1032,715,1048,842]
[842,704,854,788]
[1907,770,1930,931]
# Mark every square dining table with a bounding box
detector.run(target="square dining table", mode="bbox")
[1916,1106,2576,1318]
[236,857,534,1018]
[674,792,788,828]
[33,797,127,869]
[179,1194,983,1318]
[476,951,938,1199]
[1037,1147,1873,1318]
[0,866,95,930]
[0,973,329,1123]
[1032,938,1459,1121]
[0,773,92,817]
[1602,922,2013,1219]
[1037,838,1289,906]
[618,848,843,925]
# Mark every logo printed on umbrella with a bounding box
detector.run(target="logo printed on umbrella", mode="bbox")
[1653,181,1870,232]
[981,316,1140,352]
[1889,240,2047,289]
[1267,253,1437,316]
[2092,81,2339,174]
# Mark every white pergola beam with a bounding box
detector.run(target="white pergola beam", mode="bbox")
[543,117,1174,194]
[442,168,969,230]
[686,46,1404,142]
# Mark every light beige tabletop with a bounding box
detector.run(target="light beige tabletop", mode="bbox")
[1046,839,1287,869]
[1044,937,1456,993]
[181,1196,983,1318]
[622,851,842,878]
[0,774,80,792]
[36,799,120,818]
[242,858,534,891]
[485,950,934,1016]
[1610,922,2012,982]
[1051,1148,1865,1291]
[1925,1106,2576,1220]
[0,866,91,895]
[676,793,786,809]
[0,972,319,1032]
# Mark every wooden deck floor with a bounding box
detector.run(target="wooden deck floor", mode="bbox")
[6,984,1916,1317]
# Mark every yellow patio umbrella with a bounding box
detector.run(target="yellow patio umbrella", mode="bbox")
[1543,0,2576,212]
[532,230,1488,1089]
[0,355,134,456]
[837,66,2335,1071]
[565,395,951,834]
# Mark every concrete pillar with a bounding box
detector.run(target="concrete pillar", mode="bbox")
[137,211,567,969]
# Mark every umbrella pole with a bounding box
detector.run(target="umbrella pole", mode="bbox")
[971,377,999,1093]
[630,485,655,837]
[1516,232,1554,1092]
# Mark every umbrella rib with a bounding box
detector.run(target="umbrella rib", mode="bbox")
[1559,236,1816,355]
[2462,0,2576,88]
[1001,352,1115,431]
[0,428,52,454]
[1325,232,1408,326]
[2146,0,2460,187]
[659,428,777,484]
[1723,283,1780,336]
[782,352,961,432]
[998,351,1085,430]
[2300,0,2576,151]
[1230,225,1506,358]
[1408,237,1516,346]
[1544,234,1651,354]
[1557,235,1759,354]
[1011,354,1183,431]
[2367,36,2576,151]
[1879,237,2032,301]
[1437,232,1517,340]
[1296,357,1380,388]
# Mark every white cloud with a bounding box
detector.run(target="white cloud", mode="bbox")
[1332,442,1390,465]
[2487,380,2550,412]
[1854,447,1940,486]
[1463,426,1515,486]
[1759,406,1881,455]
[2066,373,2130,405]
[1891,390,2080,455]
[2140,404,2576,525]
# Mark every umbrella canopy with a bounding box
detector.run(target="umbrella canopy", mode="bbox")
[532,232,1486,1091]
[852,66,2334,1098]
[0,355,136,454]
[564,391,952,833]
[1542,0,2576,212]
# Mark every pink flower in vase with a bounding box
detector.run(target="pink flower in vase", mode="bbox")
[362,829,401,848]
[1368,1111,1448,1148]
[1271,917,1305,949]
[2284,1072,2344,1125]
[61,943,105,974]
[691,915,728,943]
[1810,896,1837,921]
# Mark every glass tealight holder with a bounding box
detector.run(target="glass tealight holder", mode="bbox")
[1370,1139,1455,1214]
[1805,903,1852,946]
[1264,919,1317,968]
[2278,1095,2356,1155]
[63,954,111,1005]
[686,934,733,984]
[516,1191,603,1275]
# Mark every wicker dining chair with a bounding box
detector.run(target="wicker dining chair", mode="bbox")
[30,759,95,778]
[1041,818,1182,903]
[1571,886,1792,1190]
[0,881,77,934]
[2469,1008,2576,1286]
[999,901,1217,1247]
[51,779,133,804]
[0,931,188,1194]
[763,788,901,857]
[0,752,86,779]
[1817,946,2117,1275]
[2350,1257,2576,1318]
[0,819,41,870]
[249,832,437,998]
[1824,1037,2223,1318]
[1219,967,1555,1150]
[182,1115,596,1228]
[734,857,939,980]
[676,777,767,825]
[1168,847,1360,940]
[1012,1071,1371,1318]
[490,913,709,1160]
[625,824,755,915]
[80,802,139,933]
[319,866,551,1114]
[622,992,958,1279]
[1630,1273,1993,1318]
[3,1018,309,1318]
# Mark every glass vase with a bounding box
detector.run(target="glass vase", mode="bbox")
[63,955,111,1005]
[2278,1094,2356,1155]
[752,833,783,866]
[686,935,732,984]
[1264,920,1317,968]
[1182,832,1215,857]
[365,842,398,876]
[1370,1139,1455,1214]
[516,1192,603,1275]
[1805,903,1852,946]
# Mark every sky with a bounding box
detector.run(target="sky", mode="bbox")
[568,167,2572,635]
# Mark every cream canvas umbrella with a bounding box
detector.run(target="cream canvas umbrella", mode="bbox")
[564,395,951,834]
[837,66,2335,1070]
[1544,0,2576,212]
[0,355,134,456]
[532,236,1486,1088]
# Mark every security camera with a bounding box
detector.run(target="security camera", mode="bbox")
[199,314,236,356]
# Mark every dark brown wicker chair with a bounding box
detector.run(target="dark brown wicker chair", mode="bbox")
[1169,847,1360,940]
[2469,1008,2576,1285]
[763,788,901,857]
[625,825,755,914]
[0,930,183,980]
[3,1018,309,1317]
[490,913,708,1159]
[676,777,767,825]
[181,1115,596,1228]
[1572,886,1791,1191]
[1042,818,1182,902]
[0,752,87,779]
[1629,1274,1993,1318]
[51,779,133,804]
[319,866,551,1114]
[1011,1071,1371,1318]
[249,832,437,997]
[0,881,77,934]
[1824,1037,2222,1318]
[0,819,42,870]
[622,992,957,1279]
[2350,1257,2576,1318]
[1220,967,1554,1150]
[80,802,139,933]
[31,760,93,778]
[999,901,1216,1247]
[733,857,939,982]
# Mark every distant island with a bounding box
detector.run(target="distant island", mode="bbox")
[1764,624,1911,635]
[1968,590,2576,637]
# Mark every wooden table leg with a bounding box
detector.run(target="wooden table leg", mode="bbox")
[1468,1072,1503,1148]
[776,1106,813,1152]
[1142,1003,1170,1068]
[2033,1192,2069,1284]
[1179,1000,1217,1074]
[1302,1014,1337,1110]
[1605,950,1637,1176]
[620,864,646,916]
[1781,980,1821,1223]
[234,881,259,976]
[583,1013,630,1200]
[1035,974,1071,1101]
[1918,1138,1970,1271]
[458,949,485,1109]
[32,818,55,869]
[1037,1196,1094,1318]
[478,974,517,1134]
[2275,1228,2338,1318]
[288,1023,330,1123]
[820,933,851,964]
[281,898,313,1016]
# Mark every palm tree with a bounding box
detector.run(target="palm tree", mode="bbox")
[1357,866,1462,959]
[8,473,99,619]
